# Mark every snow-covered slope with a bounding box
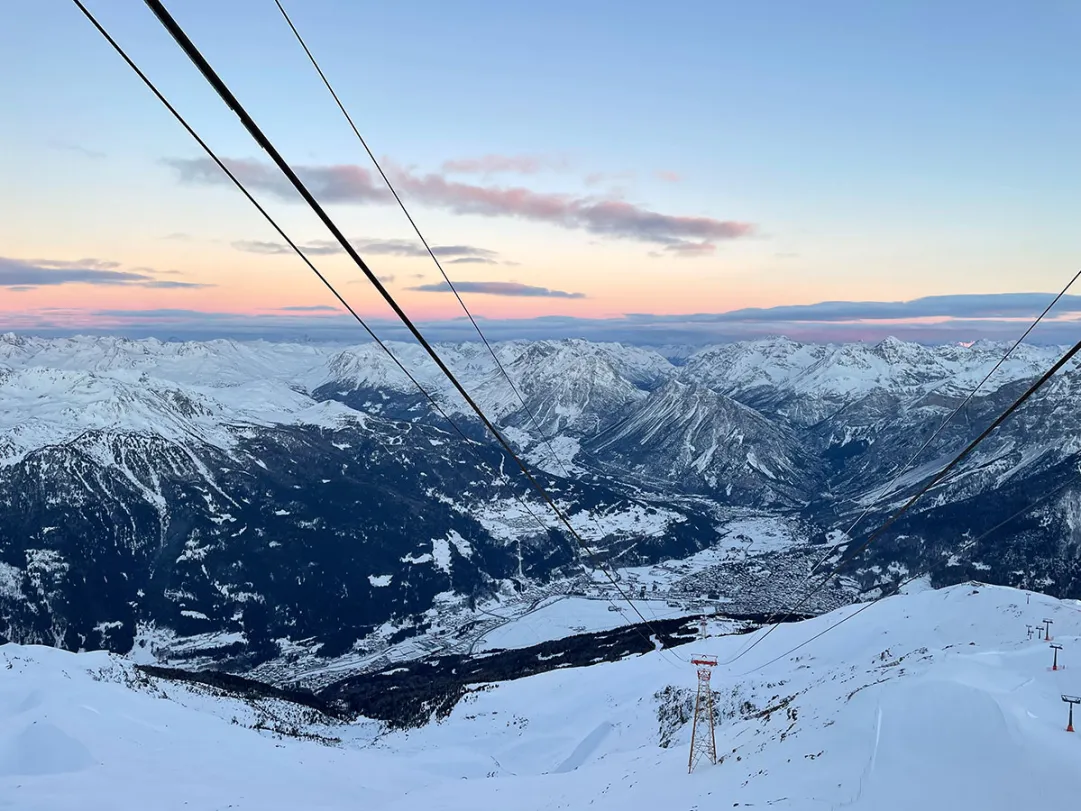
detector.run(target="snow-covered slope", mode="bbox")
[0,334,354,463]
[466,339,672,435]
[679,336,830,395]
[588,379,810,503]
[0,365,349,462]
[3,583,1080,810]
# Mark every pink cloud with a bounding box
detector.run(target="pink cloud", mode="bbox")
[393,169,573,220]
[166,157,389,204]
[576,200,751,244]
[655,170,682,183]
[650,241,717,258]
[168,157,755,252]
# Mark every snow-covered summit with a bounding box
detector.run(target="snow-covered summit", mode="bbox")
[1,334,1063,454]
[680,335,1062,419]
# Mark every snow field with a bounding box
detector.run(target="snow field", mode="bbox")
[2,583,1080,809]
[473,595,720,651]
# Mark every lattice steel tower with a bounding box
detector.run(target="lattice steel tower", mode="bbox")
[688,654,718,773]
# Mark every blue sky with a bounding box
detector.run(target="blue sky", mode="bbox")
[2,0,1080,343]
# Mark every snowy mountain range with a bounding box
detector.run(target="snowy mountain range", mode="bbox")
[2,332,1081,675]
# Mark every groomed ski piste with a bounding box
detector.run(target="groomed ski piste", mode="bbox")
[3,582,1080,810]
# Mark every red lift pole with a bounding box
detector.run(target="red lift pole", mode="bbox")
[1062,695,1080,732]
[1051,643,1063,671]
[1043,619,1054,641]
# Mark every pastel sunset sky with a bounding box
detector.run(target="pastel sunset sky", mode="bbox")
[3,0,1081,344]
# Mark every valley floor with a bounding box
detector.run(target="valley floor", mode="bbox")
[233,514,847,691]
[3,582,1080,810]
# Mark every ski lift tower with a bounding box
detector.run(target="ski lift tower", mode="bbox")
[1051,643,1063,671]
[1044,619,1054,641]
[688,654,718,773]
[1062,695,1080,732]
